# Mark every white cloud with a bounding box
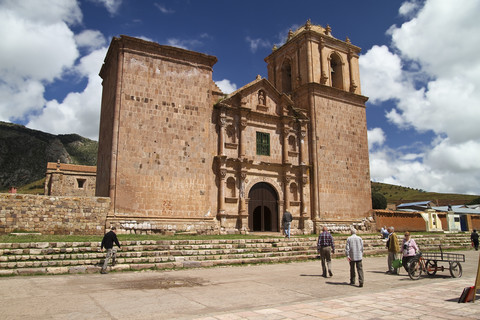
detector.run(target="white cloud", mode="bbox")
[27,48,107,140]
[90,0,122,15]
[0,0,107,140]
[154,3,175,14]
[0,0,80,121]
[75,30,107,51]
[398,0,421,17]
[0,0,82,25]
[215,79,237,94]
[363,0,480,194]
[245,37,271,53]
[367,128,386,150]
[359,45,407,104]
[166,38,202,50]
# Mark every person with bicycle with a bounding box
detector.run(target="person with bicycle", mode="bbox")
[400,231,419,272]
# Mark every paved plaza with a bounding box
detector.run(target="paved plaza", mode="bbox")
[1,249,479,319]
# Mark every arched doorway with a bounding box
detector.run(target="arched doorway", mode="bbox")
[248,182,278,232]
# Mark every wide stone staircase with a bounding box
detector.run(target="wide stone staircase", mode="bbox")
[0,233,473,276]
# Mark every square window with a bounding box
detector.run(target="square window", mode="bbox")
[77,178,86,189]
[256,132,270,156]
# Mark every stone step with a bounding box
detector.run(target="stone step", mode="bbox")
[0,233,472,275]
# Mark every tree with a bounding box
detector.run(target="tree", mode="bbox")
[467,197,480,205]
[372,192,387,209]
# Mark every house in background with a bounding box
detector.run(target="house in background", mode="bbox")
[44,161,96,196]
[396,201,480,231]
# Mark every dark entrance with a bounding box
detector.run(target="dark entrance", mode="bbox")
[248,182,278,232]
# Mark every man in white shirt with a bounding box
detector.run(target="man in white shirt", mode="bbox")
[345,228,364,287]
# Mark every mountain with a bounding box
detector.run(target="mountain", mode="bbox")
[371,181,479,206]
[0,121,98,191]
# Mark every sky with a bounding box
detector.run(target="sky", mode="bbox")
[1,0,480,195]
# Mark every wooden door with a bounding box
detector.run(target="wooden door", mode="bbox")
[248,182,278,232]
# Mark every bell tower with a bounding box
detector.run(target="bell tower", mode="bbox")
[265,20,371,229]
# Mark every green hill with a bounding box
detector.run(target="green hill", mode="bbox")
[371,181,479,206]
[0,121,98,192]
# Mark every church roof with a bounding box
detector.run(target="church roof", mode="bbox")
[221,75,292,106]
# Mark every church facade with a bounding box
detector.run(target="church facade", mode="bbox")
[96,21,372,234]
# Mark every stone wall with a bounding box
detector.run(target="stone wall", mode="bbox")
[471,215,480,230]
[97,35,218,221]
[0,194,110,235]
[373,210,428,232]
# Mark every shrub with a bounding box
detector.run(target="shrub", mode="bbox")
[372,192,387,209]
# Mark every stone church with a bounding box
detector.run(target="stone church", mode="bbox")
[96,20,372,234]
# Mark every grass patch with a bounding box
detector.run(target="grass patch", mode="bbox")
[0,233,283,243]
[0,231,468,244]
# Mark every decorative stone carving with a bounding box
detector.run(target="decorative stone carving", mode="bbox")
[350,81,358,93]
[325,24,332,36]
[258,90,266,106]
[219,169,227,179]
[302,176,308,185]
[305,19,312,30]
[219,117,227,127]
[320,71,328,85]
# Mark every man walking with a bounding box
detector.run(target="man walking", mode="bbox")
[471,229,479,251]
[386,226,400,274]
[345,228,364,287]
[317,226,335,277]
[282,210,293,239]
[101,226,121,274]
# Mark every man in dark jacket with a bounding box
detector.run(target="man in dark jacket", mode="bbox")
[101,226,121,274]
[282,210,293,239]
[317,226,335,277]
[471,229,479,251]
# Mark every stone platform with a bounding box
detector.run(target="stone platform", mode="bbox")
[0,250,479,319]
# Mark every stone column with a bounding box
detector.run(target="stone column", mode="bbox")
[239,171,248,232]
[239,115,247,158]
[306,35,313,84]
[308,93,320,221]
[301,175,308,215]
[109,46,124,209]
[218,169,226,214]
[282,123,290,164]
[319,37,328,85]
[218,113,226,156]
[284,176,291,212]
[299,127,307,165]
[347,49,357,93]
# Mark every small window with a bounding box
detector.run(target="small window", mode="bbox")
[77,178,86,189]
[256,132,270,156]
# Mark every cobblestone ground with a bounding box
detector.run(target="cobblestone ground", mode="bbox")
[0,250,479,319]
[195,279,480,320]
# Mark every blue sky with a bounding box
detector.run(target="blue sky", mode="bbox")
[1,0,480,195]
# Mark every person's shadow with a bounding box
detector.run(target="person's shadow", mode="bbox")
[299,275,352,286]
[326,281,352,286]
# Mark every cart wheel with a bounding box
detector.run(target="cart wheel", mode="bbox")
[425,260,437,276]
[449,262,462,278]
[408,258,422,280]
